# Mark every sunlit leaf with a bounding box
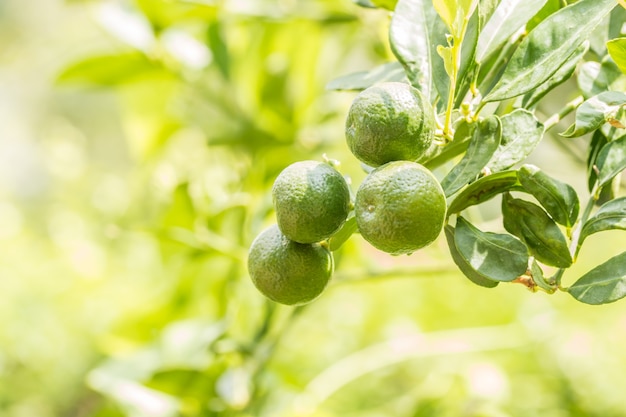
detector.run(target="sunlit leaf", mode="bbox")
[578,58,626,99]
[476,0,548,64]
[579,197,626,248]
[485,0,617,102]
[326,62,407,91]
[561,91,626,138]
[329,215,358,251]
[568,251,626,304]
[486,109,544,172]
[607,37,626,74]
[517,164,580,227]
[502,194,572,268]
[444,225,499,288]
[441,115,501,197]
[454,216,528,282]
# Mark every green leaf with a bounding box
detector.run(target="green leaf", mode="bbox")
[329,216,358,251]
[454,217,528,282]
[525,0,561,32]
[486,109,544,172]
[484,0,617,102]
[517,164,580,227]
[475,0,548,64]
[448,170,521,214]
[521,43,587,109]
[530,260,555,293]
[371,0,398,10]
[444,225,499,288]
[587,131,609,191]
[568,251,626,305]
[326,62,407,91]
[578,58,626,99]
[353,0,377,8]
[596,135,626,188]
[561,91,626,138]
[208,22,230,80]
[579,197,626,247]
[56,53,168,86]
[607,37,626,74]
[434,0,479,38]
[441,115,501,197]
[390,0,441,98]
[502,194,573,268]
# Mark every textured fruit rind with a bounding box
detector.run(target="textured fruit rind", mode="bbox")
[345,82,435,167]
[354,161,446,255]
[248,225,333,305]
[273,161,351,244]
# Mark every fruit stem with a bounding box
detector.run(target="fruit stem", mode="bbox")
[543,95,584,132]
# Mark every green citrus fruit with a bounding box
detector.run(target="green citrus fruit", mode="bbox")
[354,161,446,255]
[248,224,333,305]
[273,160,351,244]
[345,82,435,167]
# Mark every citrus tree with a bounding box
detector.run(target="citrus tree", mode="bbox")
[252,0,626,306]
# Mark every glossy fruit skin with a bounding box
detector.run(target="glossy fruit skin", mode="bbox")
[354,161,446,255]
[273,161,351,244]
[345,82,435,167]
[248,225,333,305]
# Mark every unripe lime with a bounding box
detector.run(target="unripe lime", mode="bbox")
[355,161,446,255]
[248,225,333,305]
[345,82,435,167]
[273,161,351,244]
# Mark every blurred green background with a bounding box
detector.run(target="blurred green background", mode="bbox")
[1,0,626,416]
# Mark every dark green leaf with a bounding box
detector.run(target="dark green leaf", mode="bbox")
[587,130,609,191]
[441,115,501,197]
[329,216,358,251]
[607,37,626,74]
[568,251,626,305]
[444,225,499,288]
[596,135,626,188]
[518,164,580,227]
[486,109,544,172]
[502,194,573,268]
[390,0,443,99]
[578,58,626,99]
[454,217,528,282]
[579,197,626,247]
[56,53,167,86]
[521,43,587,109]
[484,0,617,102]
[448,170,521,214]
[561,91,626,138]
[325,62,407,91]
[453,4,481,108]
[475,0,548,64]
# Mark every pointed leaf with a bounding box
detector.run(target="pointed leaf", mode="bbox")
[434,0,478,37]
[326,62,407,91]
[448,170,521,214]
[484,0,617,102]
[390,0,439,98]
[530,260,555,293]
[607,37,626,74]
[561,91,626,138]
[579,197,626,247]
[476,0,548,64]
[486,109,544,172]
[521,43,587,109]
[445,225,499,288]
[568,251,626,305]
[517,164,580,227]
[454,217,528,282]
[596,135,626,188]
[441,116,501,197]
[502,194,573,268]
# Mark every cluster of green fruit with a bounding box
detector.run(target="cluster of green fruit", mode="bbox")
[248,82,446,305]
